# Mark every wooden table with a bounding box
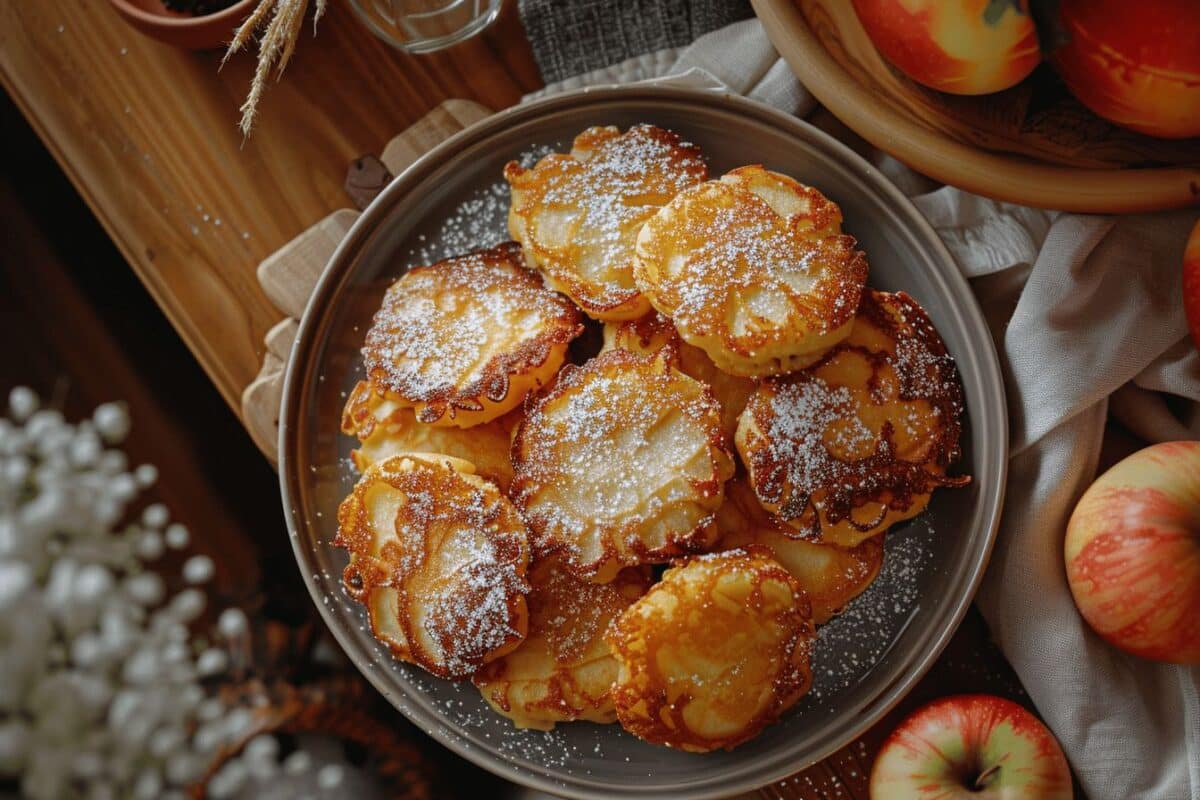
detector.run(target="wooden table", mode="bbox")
[0,0,540,414]
[1,4,1080,798]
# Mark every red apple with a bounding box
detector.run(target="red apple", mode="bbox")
[1051,0,1200,138]
[851,0,1041,95]
[870,694,1072,800]
[1065,441,1200,664]
[1184,219,1200,355]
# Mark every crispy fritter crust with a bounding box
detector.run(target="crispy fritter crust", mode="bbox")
[340,379,519,490]
[335,454,530,679]
[506,125,707,321]
[736,290,970,545]
[601,311,758,446]
[473,559,651,730]
[716,479,883,623]
[361,242,582,427]
[510,348,734,582]
[634,166,867,377]
[606,547,815,752]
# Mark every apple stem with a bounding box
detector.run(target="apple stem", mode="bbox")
[974,765,1001,790]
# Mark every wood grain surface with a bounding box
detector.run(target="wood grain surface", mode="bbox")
[0,0,541,415]
[0,178,263,598]
[242,99,491,458]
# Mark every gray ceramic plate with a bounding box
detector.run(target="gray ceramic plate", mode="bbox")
[279,85,1007,800]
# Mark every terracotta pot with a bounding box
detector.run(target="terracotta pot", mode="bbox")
[106,0,256,50]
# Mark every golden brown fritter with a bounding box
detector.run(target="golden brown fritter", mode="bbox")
[510,348,734,582]
[506,125,707,321]
[606,547,815,752]
[361,242,582,427]
[634,165,867,377]
[601,312,757,446]
[473,558,651,730]
[340,379,519,490]
[716,479,883,623]
[736,290,970,546]
[335,454,530,679]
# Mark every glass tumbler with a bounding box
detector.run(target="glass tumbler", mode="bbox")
[348,0,502,53]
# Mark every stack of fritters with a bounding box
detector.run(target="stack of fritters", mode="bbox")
[334,125,970,750]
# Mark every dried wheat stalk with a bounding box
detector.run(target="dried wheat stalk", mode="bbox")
[224,0,329,136]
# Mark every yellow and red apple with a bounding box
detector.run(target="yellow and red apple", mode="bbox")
[1184,219,1200,354]
[870,694,1072,799]
[1051,0,1200,138]
[1065,441,1200,664]
[851,0,1041,95]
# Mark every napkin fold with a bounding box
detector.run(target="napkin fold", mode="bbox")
[520,11,1200,800]
[936,200,1200,800]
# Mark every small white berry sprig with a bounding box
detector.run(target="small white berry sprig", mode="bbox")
[0,387,257,800]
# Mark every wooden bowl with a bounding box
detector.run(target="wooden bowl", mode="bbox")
[751,0,1200,212]
[106,0,256,50]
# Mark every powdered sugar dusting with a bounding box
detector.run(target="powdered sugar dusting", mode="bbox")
[408,143,556,265]
[366,289,490,397]
[541,126,705,278]
[763,377,875,503]
[510,350,728,576]
[741,290,969,531]
[361,242,580,421]
[672,207,815,330]
[424,554,524,677]
[509,125,707,312]
[635,169,866,355]
[337,456,530,679]
[807,520,932,701]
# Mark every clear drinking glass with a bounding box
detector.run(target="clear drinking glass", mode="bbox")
[348,0,502,53]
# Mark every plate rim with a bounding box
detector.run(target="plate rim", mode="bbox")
[750,0,1200,214]
[278,83,1009,799]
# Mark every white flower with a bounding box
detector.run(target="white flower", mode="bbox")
[0,576,50,713]
[0,390,247,796]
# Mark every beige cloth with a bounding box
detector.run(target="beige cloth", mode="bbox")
[532,18,1200,800]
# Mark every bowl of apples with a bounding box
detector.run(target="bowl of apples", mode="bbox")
[750,0,1200,212]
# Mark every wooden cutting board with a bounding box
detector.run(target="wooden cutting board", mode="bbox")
[240,99,492,459]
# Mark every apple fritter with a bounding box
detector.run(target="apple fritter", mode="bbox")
[736,289,970,546]
[600,309,681,359]
[606,547,815,752]
[716,479,883,624]
[510,348,734,583]
[505,125,708,321]
[335,454,531,679]
[473,558,651,730]
[340,379,519,490]
[361,242,582,428]
[601,312,757,446]
[633,165,868,377]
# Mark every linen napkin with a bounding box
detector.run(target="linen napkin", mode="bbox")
[516,9,1200,800]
